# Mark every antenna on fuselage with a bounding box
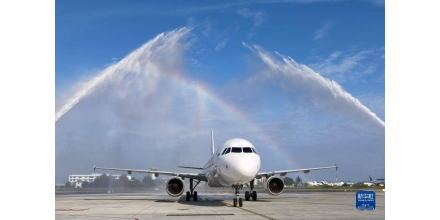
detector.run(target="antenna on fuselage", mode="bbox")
[211,129,215,156]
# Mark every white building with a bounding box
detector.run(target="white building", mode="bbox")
[69,173,132,188]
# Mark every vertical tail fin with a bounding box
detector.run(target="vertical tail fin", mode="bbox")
[211,129,215,155]
[369,175,373,181]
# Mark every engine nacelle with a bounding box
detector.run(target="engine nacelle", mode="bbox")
[264,176,285,196]
[166,177,185,197]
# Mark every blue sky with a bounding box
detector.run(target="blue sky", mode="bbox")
[56,0,384,95]
[55,0,385,183]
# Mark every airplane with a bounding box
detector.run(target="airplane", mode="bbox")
[94,130,338,207]
[363,175,385,186]
[306,181,323,186]
[333,181,345,187]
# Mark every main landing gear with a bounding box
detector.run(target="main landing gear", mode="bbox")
[245,179,258,201]
[185,178,200,201]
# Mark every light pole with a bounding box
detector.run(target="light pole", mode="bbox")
[343,171,345,182]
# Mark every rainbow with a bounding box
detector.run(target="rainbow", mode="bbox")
[157,70,309,178]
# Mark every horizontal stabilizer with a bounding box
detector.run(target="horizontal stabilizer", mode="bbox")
[178,166,204,170]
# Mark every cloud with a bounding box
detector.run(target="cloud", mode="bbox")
[237,8,267,38]
[310,50,370,76]
[313,21,334,41]
[307,48,384,83]
[174,0,383,14]
[215,38,229,51]
[237,8,267,26]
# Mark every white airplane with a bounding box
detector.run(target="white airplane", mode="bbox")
[334,181,345,187]
[94,130,337,207]
[306,181,322,186]
[363,175,385,186]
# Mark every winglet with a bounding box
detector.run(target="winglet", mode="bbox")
[93,165,96,172]
[335,164,338,171]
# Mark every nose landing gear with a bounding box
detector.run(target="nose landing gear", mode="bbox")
[232,185,243,207]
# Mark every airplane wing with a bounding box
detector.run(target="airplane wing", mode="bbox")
[255,164,338,179]
[93,166,208,182]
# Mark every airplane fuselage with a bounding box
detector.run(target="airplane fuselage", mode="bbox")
[202,138,261,187]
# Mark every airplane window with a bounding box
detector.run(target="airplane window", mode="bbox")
[224,147,231,154]
[252,148,258,154]
[243,147,253,153]
[231,147,242,153]
[221,148,228,155]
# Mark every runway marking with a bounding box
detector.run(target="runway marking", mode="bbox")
[65,214,135,219]
[221,201,275,220]
[55,208,89,211]
[167,214,234,216]
[130,201,157,219]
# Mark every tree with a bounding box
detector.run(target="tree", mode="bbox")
[82,181,92,188]
[295,176,303,187]
[115,174,129,187]
[142,175,156,188]
[129,178,145,187]
[94,174,110,188]
[65,181,71,188]
[142,175,151,186]
[284,177,294,186]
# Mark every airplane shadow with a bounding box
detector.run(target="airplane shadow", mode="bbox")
[82,195,271,206]
[177,195,271,207]
[84,198,178,202]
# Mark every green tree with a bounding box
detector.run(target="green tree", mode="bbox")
[129,178,145,187]
[82,181,92,188]
[284,177,294,186]
[295,176,303,187]
[65,181,71,188]
[115,174,129,187]
[142,175,155,188]
[94,174,110,188]
[142,175,151,186]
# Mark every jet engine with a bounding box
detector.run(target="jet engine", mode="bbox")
[264,176,284,196]
[166,177,185,197]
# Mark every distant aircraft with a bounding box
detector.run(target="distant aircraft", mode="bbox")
[363,175,385,186]
[306,181,322,186]
[333,181,345,187]
[94,130,337,207]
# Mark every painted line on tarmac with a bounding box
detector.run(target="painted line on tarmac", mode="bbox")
[221,201,275,220]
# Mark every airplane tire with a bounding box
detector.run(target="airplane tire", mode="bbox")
[252,191,257,201]
[239,198,243,207]
[233,198,237,207]
[194,191,198,201]
[186,191,190,201]
[245,191,250,201]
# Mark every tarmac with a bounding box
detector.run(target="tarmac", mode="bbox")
[55,190,385,219]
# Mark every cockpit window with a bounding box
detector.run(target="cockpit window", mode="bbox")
[243,147,253,153]
[224,147,231,154]
[221,148,228,155]
[252,148,258,154]
[231,147,242,153]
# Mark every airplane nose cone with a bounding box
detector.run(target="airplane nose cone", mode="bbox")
[237,162,257,178]
[229,156,260,183]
